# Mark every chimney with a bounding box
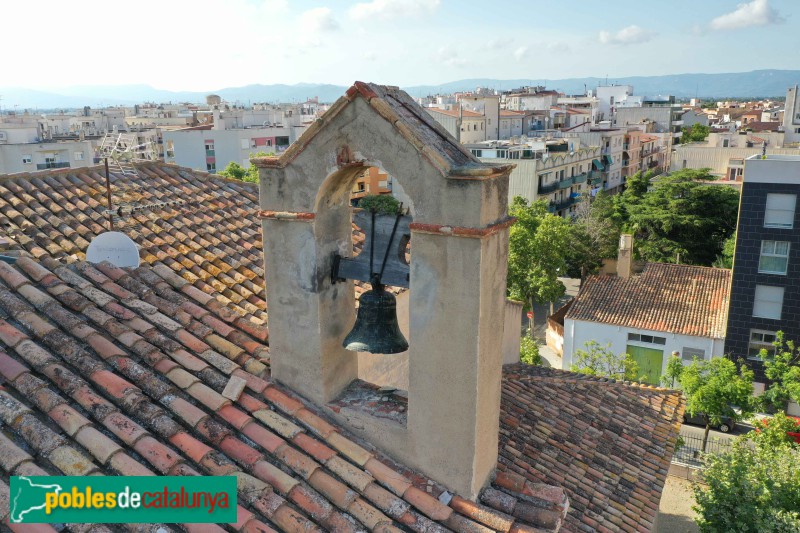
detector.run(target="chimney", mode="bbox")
[618,233,633,279]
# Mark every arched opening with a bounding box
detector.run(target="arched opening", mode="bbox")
[314,164,413,397]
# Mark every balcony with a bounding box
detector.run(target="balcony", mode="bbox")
[549,195,578,212]
[573,171,589,184]
[538,181,560,195]
[591,175,604,186]
[37,162,70,170]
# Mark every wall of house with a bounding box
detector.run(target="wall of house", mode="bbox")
[670,145,800,176]
[563,318,724,377]
[0,140,96,174]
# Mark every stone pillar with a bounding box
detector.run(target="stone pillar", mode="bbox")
[406,222,510,498]
[259,165,358,404]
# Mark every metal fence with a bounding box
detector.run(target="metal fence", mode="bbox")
[672,431,733,468]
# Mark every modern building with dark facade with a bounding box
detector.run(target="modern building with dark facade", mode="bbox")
[725,155,800,385]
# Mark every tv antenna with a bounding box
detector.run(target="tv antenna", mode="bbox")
[97,132,158,178]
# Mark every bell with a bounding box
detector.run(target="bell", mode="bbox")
[343,283,409,354]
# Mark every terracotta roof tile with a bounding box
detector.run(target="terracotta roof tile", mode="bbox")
[566,263,731,338]
[499,364,684,532]
[0,152,670,530]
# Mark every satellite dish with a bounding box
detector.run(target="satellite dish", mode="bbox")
[86,232,140,268]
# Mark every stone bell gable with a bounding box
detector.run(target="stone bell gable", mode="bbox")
[254,82,514,498]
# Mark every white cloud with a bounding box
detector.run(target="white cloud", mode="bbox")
[349,0,440,21]
[300,7,339,32]
[598,25,655,45]
[487,38,515,50]
[710,0,785,30]
[513,47,529,61]
[434,46,467,68]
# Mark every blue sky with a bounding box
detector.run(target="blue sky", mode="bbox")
[1,0,797,91]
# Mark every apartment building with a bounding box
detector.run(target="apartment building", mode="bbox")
[425,108,487,144]
[0,114,97,174]
[163,125,298,173]
[576,128,625,192]
[725,155,800,387]
[466,137,600,217]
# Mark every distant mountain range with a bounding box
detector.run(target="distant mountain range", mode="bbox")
[2,70,798,110]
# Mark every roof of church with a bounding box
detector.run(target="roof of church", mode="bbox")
[0,254,567,533]
[0,157,683,532]
[501,365,685,532]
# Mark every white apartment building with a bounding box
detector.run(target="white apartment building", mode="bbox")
[163,125,302,173]
[504,90,560,111]
[467,137,601,217]
[595,85,640,122]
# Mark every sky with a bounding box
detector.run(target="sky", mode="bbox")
[1,0,797,92]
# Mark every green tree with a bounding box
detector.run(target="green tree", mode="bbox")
[680,124,711,144]
[661,352,685,388]
[219,151,273,183]
[570,341,640,381]
[624,168,740,265]
[679,357,755,451]
[761,331,800,412]
[693,430,800,532]
[219,161,247,180]
[565,191,620,279]
[507,197,572,311]
[713,232,736,269]
[520,336,542,365]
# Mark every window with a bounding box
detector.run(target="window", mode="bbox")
[205,142,215,156]
[749,330,777,359]
[22,155,32,164]
[764,193,796,228]
[206,162,216,172]
[759,241,790,274]
[74,151,84,161]
[166,140,175,158]
[682,347,705,361]
[753,285,784,319]
[627,333,667,345]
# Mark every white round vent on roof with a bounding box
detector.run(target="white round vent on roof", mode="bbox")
[86,231,140,268]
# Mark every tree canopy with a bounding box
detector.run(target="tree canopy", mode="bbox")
[679,357,755,451]
[760,332,800,411]
[680,124,711,144]
[219,151,273,183]
[570,340,640,381]
[507,197,572,309]
[693,416,800,532]
[611,168,740,265]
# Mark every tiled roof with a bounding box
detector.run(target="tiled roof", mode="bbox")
[0,163,267,327]
[566,263,731,338]
[742,121,781,132]
[500,365,685,533]
[0,255,568,532]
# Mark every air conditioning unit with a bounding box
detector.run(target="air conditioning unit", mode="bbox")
[0,131,7,142]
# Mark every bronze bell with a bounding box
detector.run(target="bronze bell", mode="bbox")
[343,280,408,354]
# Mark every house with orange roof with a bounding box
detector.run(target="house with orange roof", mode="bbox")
[554,236,730,385]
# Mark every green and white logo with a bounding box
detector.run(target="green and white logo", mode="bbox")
[9,476,237,524]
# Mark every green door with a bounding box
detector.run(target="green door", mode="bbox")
[626,345,664,385]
